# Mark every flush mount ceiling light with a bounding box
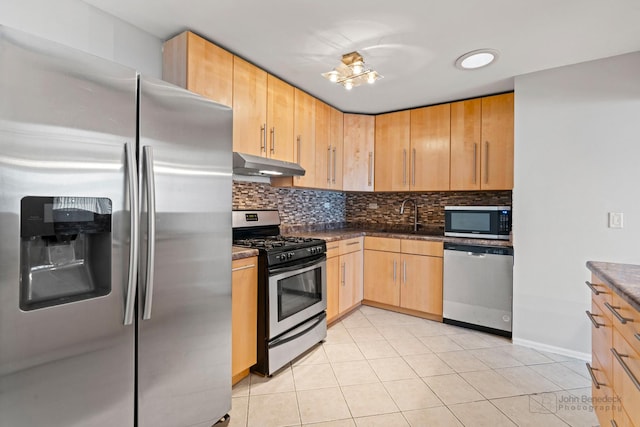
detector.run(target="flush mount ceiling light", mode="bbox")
[322,51,383,90]
[455,49,499,70]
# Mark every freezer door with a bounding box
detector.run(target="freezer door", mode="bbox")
[0,26,136,426]
[137,76,232,427]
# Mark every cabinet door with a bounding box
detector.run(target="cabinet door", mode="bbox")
[450,98,482,190]
[343,114,375,192]
[339,250,363,313]
[267,74,294,162]
[375,111,410,191]
[481,93,514,190]
[233,56,267,157]
[231,257,258,381]
[329,106,344,190]
[162,31,233,107]
[326,255,340,323]
[293,88,315,187]
[315,100,331,188]
[410,104,450,191]
[363,250,400,306]
[400,254,443,315]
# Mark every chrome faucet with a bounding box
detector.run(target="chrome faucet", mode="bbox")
[400,198,419,232]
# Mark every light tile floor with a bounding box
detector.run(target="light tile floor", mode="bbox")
[230,306,599,427]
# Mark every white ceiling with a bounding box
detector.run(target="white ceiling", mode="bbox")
[84,0,640,114]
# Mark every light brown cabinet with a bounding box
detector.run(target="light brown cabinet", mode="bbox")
[232,56,268,157]
[162,31,233,107]
[364,237,443,319]
[326,237,363,323]
[266,75,295,162]
[231,256,258,385]
[587,270,640,427]
[410,104,451,191]
[375,111,410,191]
[450,93,514,190]
[343,114,375,192]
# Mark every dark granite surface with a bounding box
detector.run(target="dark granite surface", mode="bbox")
[232,246,259,261]
[587,261,640,312]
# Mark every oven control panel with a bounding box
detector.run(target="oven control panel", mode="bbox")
[267,244,326,266]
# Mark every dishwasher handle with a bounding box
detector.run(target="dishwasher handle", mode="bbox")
[444,242,513,256]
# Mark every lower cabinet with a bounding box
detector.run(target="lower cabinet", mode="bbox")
[587,271,640,427]
[364,237,443,319]
[326,237,364,323]
[231,256,257,385]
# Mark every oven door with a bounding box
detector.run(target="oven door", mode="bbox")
[268,255,327,339]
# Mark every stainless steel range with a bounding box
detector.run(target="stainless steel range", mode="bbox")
[232,210,327,376]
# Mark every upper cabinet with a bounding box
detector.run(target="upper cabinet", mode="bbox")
[375,111,410,191]
[410,104,451,191]
[314,101,343,190]
[162,31,233,107]
[232,56,267,157]
[343,114,375,192]
[292,88,315,187]
[451,93,514,190]
[329,106,344,191]
[266,75,295,162]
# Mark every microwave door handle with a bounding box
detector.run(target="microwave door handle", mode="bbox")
[269,255,325,275]
[123,142,139,326]
[142,146,156,320]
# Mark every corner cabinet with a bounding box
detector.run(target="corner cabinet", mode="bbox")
[363,237,443,320]
[231,257,258,385]
[326,237,364,323]
[586,268,640,427]
[450,93,514,190]
[162,31,233,107]
[343,114,375,192]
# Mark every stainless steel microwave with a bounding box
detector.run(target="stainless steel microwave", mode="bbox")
[444,206,511,240]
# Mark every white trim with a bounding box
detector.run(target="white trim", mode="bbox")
[512,337,591,362]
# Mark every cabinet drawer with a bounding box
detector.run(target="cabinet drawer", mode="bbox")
[612,331,640,425]
[326,241,340,259]
[589,352,614,427]
[588,273,614,312]
[364,236,400,252]
[609,293,640,355]
[232,256,257,271]
[590,297,613,375]
[400,239,443,257]
[339,237,363,254]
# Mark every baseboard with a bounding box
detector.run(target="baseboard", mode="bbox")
[512,337,591,362]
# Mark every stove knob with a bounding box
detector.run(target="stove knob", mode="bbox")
[288,252,295,259]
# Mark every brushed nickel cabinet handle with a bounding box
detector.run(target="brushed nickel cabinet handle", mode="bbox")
[341,263,346,286]
[332,147,337,183]
[346,241,360,246]
[604,302,632,324]
[611,420,619,427]
[327,146,332,184]
[636,333,640,342]
[585,310,603,329]
[270,127,275,154]
[403,260,407,284]
[412,148,416,186]
[403,149,407,185]
[296,136,301,179]
[393,260,397,282]
[585,280,601,295]
[473,143,478,184]
[261,124,267,153]
[611,348,640,391]
[484,141,489,184]
[368,152,373,187]
[585,363,603,389]
[232,264,256,272]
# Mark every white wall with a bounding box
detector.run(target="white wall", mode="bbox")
[0,0,162,77]
[513,52,640,358]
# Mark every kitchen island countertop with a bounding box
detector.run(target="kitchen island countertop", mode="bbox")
[587,261,640,312]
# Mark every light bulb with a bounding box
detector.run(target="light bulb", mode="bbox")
[352,62,363,74]
[344,80,353,90]
[367,72,376,84]
[329,71,338,82]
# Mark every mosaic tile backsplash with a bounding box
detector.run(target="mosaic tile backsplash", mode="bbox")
[232,181,511,232]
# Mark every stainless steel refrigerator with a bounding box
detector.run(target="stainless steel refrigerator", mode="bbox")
[0,25,232,426]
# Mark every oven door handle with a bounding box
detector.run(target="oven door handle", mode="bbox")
[269,313,326,348]
[269,254,326,275]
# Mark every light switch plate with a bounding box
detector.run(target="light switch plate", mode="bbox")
[609,212,624,228]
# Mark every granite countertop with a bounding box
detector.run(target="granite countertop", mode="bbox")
[232,246,259,261]
[286,227,513,248]
[587,261,640,312]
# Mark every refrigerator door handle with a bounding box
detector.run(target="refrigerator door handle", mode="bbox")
[124,142,139,325]
[142,145,156,320]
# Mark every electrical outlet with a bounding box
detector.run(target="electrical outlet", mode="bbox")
[609,212,624,228]
[368,203,378,209]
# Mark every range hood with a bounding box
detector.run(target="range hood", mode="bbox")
[233,152,305,177]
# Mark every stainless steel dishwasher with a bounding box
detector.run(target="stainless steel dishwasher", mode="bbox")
[443,243,514,337]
